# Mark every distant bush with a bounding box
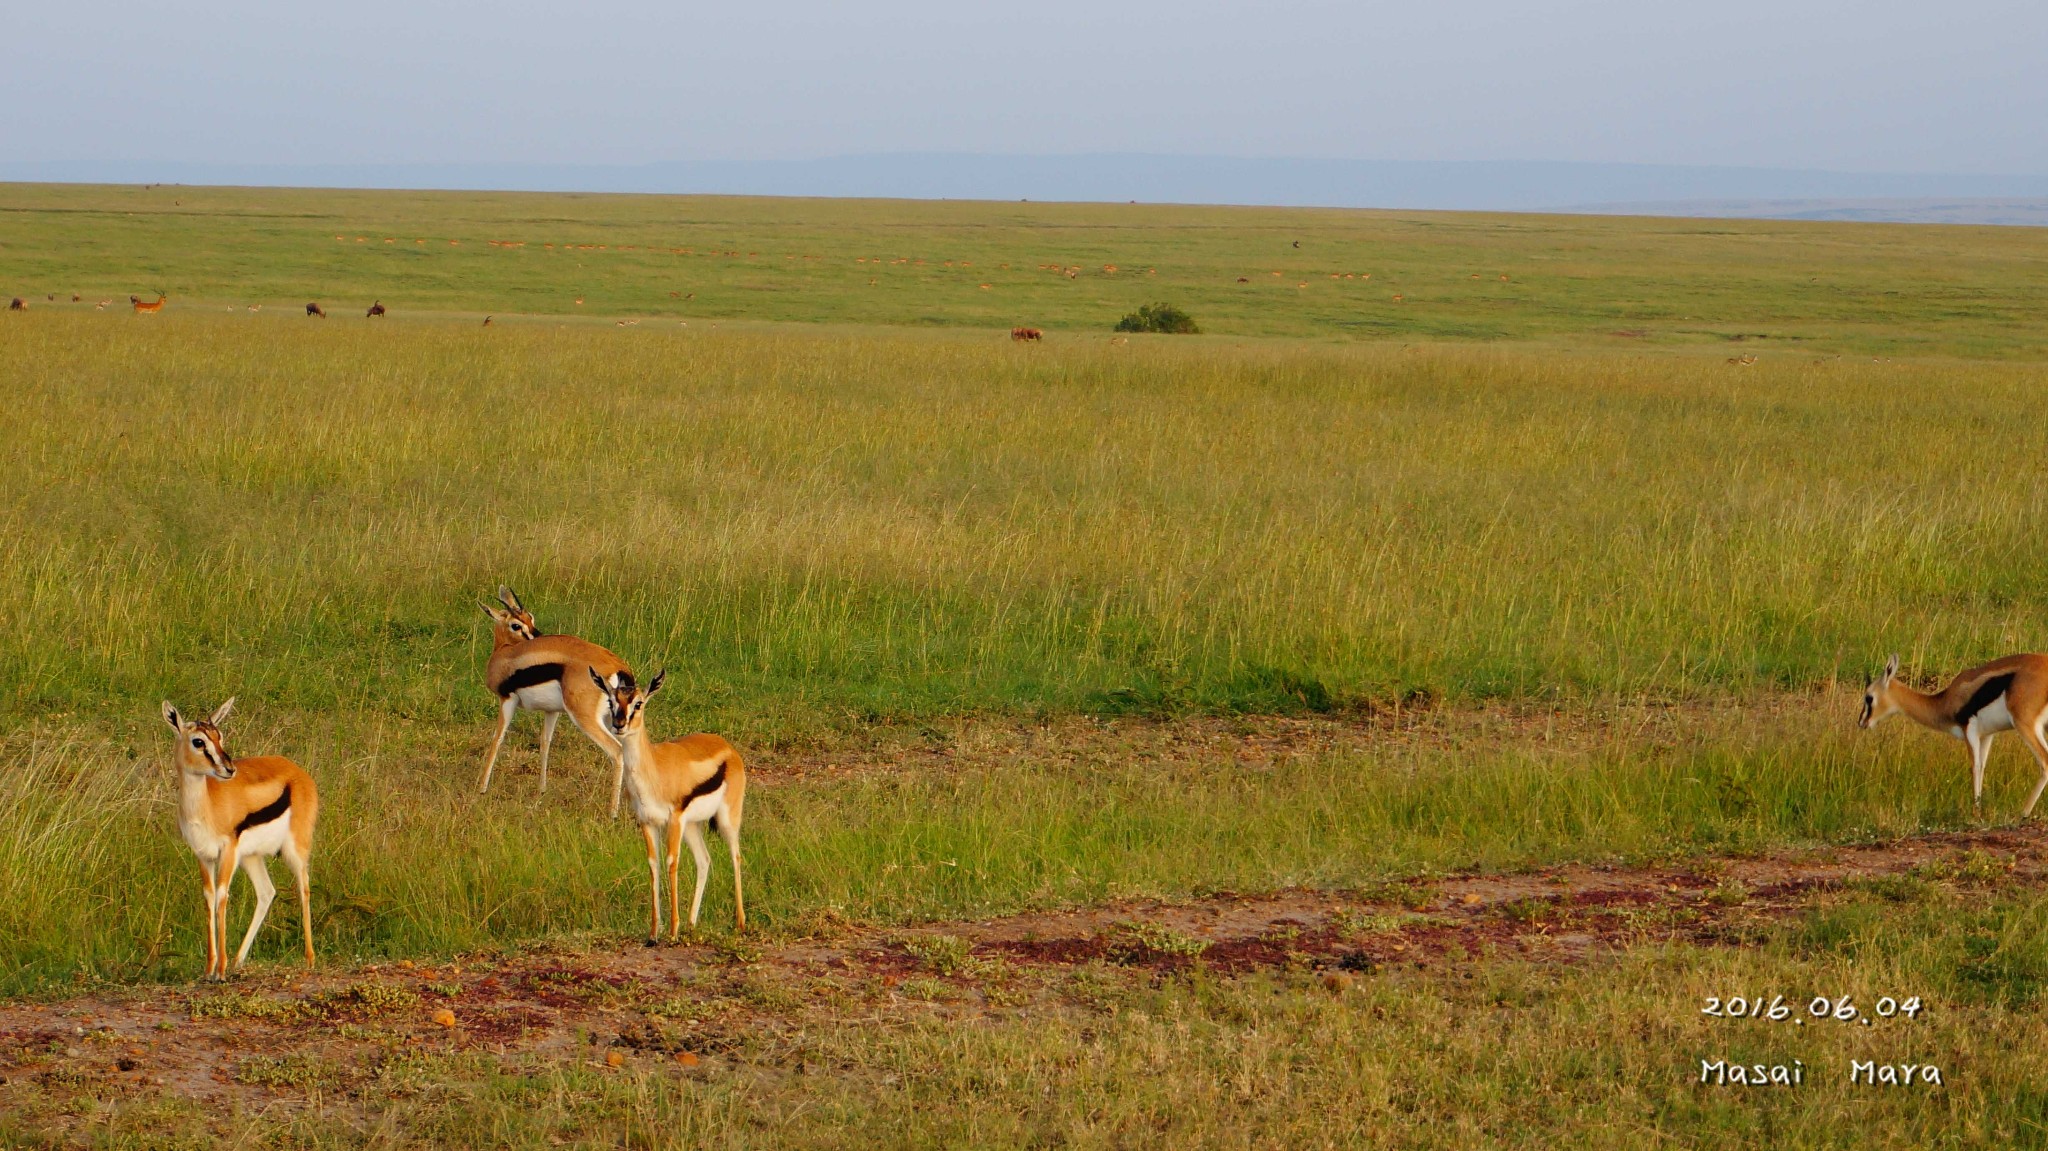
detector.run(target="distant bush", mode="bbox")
[1114,303,1200,334]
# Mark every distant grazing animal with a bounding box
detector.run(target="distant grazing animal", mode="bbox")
[590,668,748,939]
[1860,653,2048,817]
[131,293,167,313]
[306,302,326,318]
[71,293,80,302]
[479,586,635,816]
[1292,241,1300,248]
[96,299,111,310]
[1727,354,1758,366]
[1010,327,1043,341]
[1237,277,1249,284]
[162,699,319,980]
[482,316,492,327]
[7,298,22,311]
[365,301,386,318]
[247,304,261,313]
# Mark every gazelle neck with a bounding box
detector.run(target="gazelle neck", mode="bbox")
[1889,683,1955,731]
[616,722,658,773]
[175,766,216,828]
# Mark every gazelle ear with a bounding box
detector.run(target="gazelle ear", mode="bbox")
[588,666,613,695]
[480,600,507,622]
[210,697,236,726]
[162,701,183,730]
[645,669,666,697]
[1883,653,1900,682]
[498,586,524,612]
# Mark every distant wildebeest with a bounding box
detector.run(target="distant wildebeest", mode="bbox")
[131,293,167,314]
[366,301,386,318]
[1010,327,1043,342]
[7,297,24,311]
[306,302,326,318]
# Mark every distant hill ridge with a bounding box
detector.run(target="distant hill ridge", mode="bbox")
[6,155,2047,224]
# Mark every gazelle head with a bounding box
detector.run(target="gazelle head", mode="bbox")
[1859,653,1902,729]
[163,698,238,779]
[480,585,539,643]
[590,667,665,739]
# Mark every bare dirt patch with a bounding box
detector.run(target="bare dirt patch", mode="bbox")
[4,818,2040,1124]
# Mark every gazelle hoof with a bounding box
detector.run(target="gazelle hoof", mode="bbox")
[644,937,659,948]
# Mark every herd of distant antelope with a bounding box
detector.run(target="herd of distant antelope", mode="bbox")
[168,586,744,981]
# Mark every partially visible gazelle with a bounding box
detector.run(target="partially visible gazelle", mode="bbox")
[162,699,318,980]
[478,585,634,814]
[1860,652,2048,817]
[590,668,747,940]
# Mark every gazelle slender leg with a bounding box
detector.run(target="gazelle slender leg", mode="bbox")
[641,822,664,944]
[199,859,221,980]
[232,855,278,969]
[539,711,560,793]
[1969,727,1994,812]
[555,708,626,819]
[609,747,627,821]
[285,847,316,967]
[479,696,518,793]
[666,814,685,940]
[2016,719,2048,818]
[717,810,745,931]
[213,858,237,980]
[682,820,713,928]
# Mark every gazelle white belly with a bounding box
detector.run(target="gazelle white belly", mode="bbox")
[1974,696,2016,736]
[680,784,726,825]
[237,813,293,859]
[513,680,566,713]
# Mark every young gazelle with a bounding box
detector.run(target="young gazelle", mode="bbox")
[162,699,319,980]
[589,668,747,941]
[478,586,636,814]
[1860,652,2048,817]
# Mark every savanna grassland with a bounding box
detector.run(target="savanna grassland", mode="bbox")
[5,183,2048,1147]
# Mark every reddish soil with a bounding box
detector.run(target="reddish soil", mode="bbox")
[3,821,2041,1116]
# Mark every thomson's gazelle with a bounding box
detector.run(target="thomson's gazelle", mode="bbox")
[589,668,747,941]
[478,586,634,814]
[1860,652,2048,817]
[162,699,318,980]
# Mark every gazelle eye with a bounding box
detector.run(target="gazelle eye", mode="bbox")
[191,738,204,748]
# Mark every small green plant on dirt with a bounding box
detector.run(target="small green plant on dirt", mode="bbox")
[324,982,420,1016]
[902,934,976,976]
[189,992,317,1024]
[1113,302,1200,334]
[1914,850,2014,886]
[1360,881,1439,911]
[1331,909,1410,939]
[1846,875,1931,904]
[1105,922,1212,964]
[233,1053,335,1090]
[1706,879,1752,907]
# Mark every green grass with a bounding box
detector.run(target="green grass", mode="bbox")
[3,317,2047,730]
[14,886,2048,1148]
[3,183,2046,1143]
[6,182,2048,354]
[0,701,2013,997]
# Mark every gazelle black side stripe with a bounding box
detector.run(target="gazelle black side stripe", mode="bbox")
[496,662,565,698]
[1959,673,2017,725]
[683,762,727,806]
[237,786,291,833]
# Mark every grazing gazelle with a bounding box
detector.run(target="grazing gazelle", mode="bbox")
[590,668,747,940]
[478,586,634,813]
[130,292,167,313]
[162,699,318,980]
[1860,652,2048,817]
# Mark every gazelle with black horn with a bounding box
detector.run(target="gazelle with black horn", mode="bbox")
[479,585,634,813]
[162,699,319,980]
[1859,652,2048,817]
[590,668,747,941]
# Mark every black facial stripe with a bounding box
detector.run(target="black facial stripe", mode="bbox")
[1958,673,2017,725]
[496,662,565,698]
[682,762,728,807]
[236,785,291,833]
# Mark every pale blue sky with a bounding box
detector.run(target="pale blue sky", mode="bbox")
[5,1,2044,175]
